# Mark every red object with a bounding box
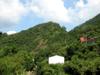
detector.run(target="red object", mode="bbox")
[80,37,87,43]
[80,37,95,43]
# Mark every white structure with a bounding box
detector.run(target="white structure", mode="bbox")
[48,55,64,64]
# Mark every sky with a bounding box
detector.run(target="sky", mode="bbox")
[0,0,100,33]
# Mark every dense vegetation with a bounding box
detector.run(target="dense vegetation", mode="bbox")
[0,14,100,75]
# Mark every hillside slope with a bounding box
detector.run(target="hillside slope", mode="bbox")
[67,14,100,75]
[0,22,70,75]
[70,14,100,39]
[0,14,100,75]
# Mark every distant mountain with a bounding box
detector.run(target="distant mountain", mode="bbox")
[0,14,100,75]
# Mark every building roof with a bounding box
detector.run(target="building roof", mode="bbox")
[49,55,64,58]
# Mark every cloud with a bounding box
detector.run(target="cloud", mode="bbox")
[30,0,71,23]
[7,31,17,35]
[69,0,100,24]
[0,0,27,31]
[29,0,100,29]
[0,0,100,32]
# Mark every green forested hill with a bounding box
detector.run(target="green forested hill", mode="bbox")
[0,22,70,75]
[0,14,100,75]
[66,14,100,75]
[70,14,100,38]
